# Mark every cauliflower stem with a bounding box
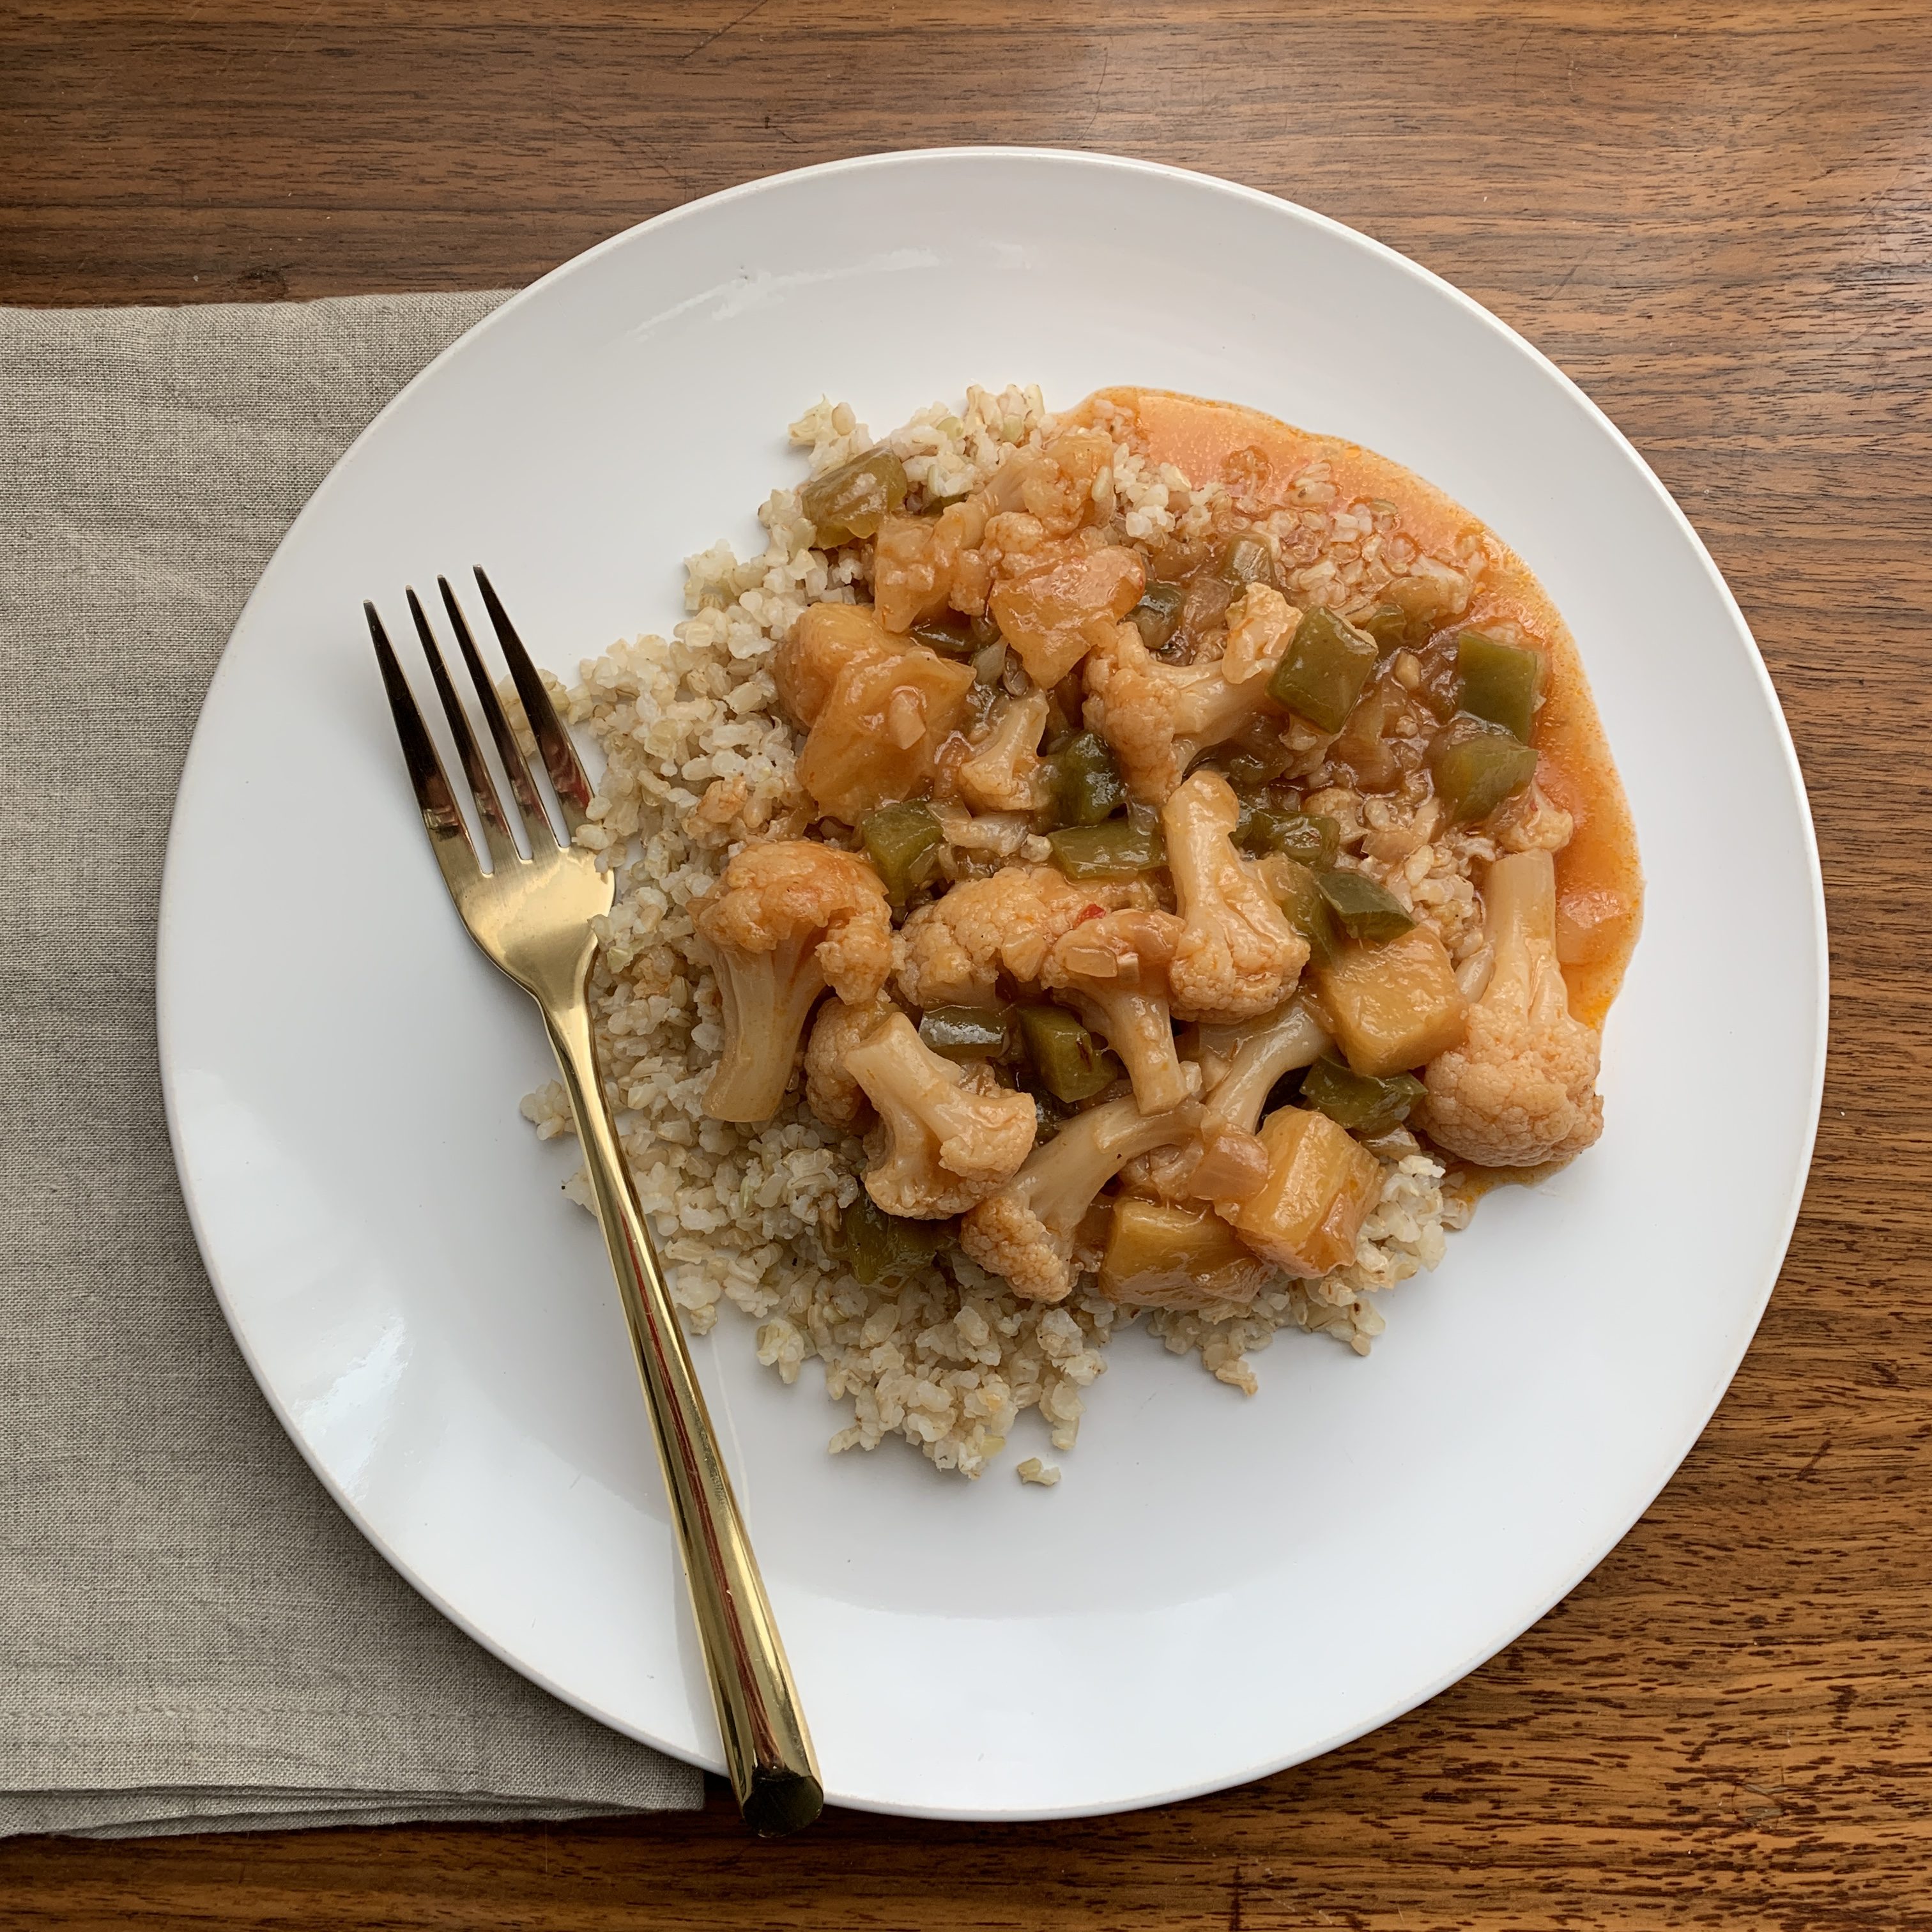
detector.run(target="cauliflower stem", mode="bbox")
[961,1095,1206,1303]
[1042,908,1198,1114]
[1199,995,1333,1137]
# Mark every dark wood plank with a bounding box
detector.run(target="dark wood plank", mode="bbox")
[4,1,1930,1926]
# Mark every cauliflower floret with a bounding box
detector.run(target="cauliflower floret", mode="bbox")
[803,992,899,1133]
[1041,907,1199,1114]
[1220,583,1301,685]
[872,499,992,631]
[869,431,1115,634]
[1082,617,1294,804]
[957,689,1053,814]
[693,841,893,1123]
[992,427,1114,537]
[1491,779,1577,855]
[843,1013,1037,1218]
[960,1094,1205,1303]
[1416,848,1604,1166]
[894,864,1149,1009]
[1161,770,1310,1023]
[795,637,976,824]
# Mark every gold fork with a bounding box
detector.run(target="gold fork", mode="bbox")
[367,569,822,1837]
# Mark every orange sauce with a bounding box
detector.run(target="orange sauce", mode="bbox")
[1073,387,1643,1029]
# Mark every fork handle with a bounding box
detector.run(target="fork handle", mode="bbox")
[542,1000,824,1837]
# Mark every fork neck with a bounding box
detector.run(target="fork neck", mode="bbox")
[510,925,599,1021]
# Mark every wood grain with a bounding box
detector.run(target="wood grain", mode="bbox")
[3,2,1929,1926]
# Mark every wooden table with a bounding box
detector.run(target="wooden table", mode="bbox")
[3,3,1923,1925]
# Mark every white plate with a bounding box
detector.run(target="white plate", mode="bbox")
[158,150,1826,1820]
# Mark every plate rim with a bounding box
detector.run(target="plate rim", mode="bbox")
[155,144,1830,1820]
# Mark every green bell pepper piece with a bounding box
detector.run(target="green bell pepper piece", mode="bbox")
[1314,868,1416,944]
[1129,582,1187,652]
[1018,1004,1122,1103]
[799,447,909,546]
[832,1192,946,1284]
[1233,801,1342,867]
[1268,858,1342,967]
[1267,606,1379,733]
[1047,821,1165,880]
[859,800,944,902]
[1430,714,1538,823]
[1214,532,1280,590]
[1048,731,1128,827]
[1360,602,1411,654]
[1300,1055,1427,1133]
[1456,632,1542,742]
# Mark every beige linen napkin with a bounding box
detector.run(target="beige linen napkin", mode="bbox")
[0,295,702,1837]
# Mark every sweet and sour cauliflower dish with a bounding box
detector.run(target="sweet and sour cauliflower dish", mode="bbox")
[523,385,1643,1481]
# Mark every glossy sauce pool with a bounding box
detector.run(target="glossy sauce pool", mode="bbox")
[1076,386,1644,1029]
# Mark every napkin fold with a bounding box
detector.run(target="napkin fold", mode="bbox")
[0,295,702,1838]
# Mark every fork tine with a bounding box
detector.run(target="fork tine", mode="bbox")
[473,567,592,834]
[438,575,557,851]
[407,587,519,872]
[367,602,480,894]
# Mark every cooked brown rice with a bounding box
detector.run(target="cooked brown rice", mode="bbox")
[521,385,1484,1481]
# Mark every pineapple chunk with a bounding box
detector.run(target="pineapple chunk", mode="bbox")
[990,544,1146,687]
[1312,924,1468,1078]
[797,643,975,823]
[1234,1107,1383,1278]
[1096,1199,1271,1310]
[774,601,901,728]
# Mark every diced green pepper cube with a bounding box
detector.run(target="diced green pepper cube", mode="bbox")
[1314,868,1416,944]
[909,613,977,655]
[1018,1004,1122,1103]
[859,800,944,902]
[1048,731,1128,827]
[1129,581,1187,652]
[1430,714,1538,823]
[1300,1055,1427,1134]
[1456,632,1543,742]
[1047,821,1165,879]
[1268,858,1342,967]
[918,1004,1016,1062]
[1234,801,1342,868]
[799,447,909,546]
[1287,813,1343,868]
[1217,735,1296,790]
[1214,532,1280,590]
[832,1192,946,1283]
[1267,606,1380,733]
[1360,602,1411,654]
